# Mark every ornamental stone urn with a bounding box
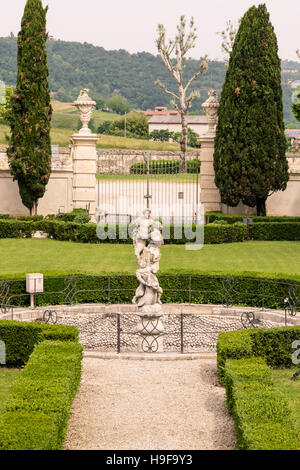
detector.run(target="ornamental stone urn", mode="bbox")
[73,88,96,135]
[202,89,220,137]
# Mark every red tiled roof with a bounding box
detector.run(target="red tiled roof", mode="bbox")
[144,107,179,116]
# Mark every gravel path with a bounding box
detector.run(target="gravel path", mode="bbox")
[64,357,235,450]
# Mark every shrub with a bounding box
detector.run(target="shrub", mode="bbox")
[0,321,42,366]
[16,215,44,222]
[0,320,79,366]
[130,159,201,175]
[52,208,90,223]
[99,112,148,139]
[149,129,174,142]
[224,358,299,450]
[0,219,35,239]
[250,222,300,241]
[0,340,83,450]
[206,211,300,224]
[203,223,246,244]
[0,219,248,245]
[217,326,300,383]
[73,213,91,224]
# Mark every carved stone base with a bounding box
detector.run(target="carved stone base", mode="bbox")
[136,304,164,353]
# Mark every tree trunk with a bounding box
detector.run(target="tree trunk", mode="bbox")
[33,200,38,216]
[180,112,187,172]
[256,197,266,216]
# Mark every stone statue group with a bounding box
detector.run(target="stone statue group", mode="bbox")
[131,209,164,315]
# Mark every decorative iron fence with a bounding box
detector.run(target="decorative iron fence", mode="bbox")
[0,275,299,320]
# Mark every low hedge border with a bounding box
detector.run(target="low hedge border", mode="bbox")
[224,357,299,450]
[217,326,300,383]
[1,273,299,310]
[2,217,300,243]
[0,340,83,450]
[0,320,79,366]
[250,222,300,241]
[206,211,300,224]
[0,218,248,244]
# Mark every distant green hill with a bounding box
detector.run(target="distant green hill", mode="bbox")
[0,37,299,127]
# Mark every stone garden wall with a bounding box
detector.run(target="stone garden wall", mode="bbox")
[97,149,200,174]
[0,146,73,216]
[0,143,299,217]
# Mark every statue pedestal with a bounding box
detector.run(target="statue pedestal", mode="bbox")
[136,304,164,353]
[71,132,98,218]
[199,135,221,215]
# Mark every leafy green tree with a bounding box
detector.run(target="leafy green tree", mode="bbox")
[214,4,289,216]
[292,50,300,122]
[98,112,148,139]
[95,98,106,110]
[0,85,14,123]
[149,129,173,142]
[107,95,131,115]
[7,0,52,214]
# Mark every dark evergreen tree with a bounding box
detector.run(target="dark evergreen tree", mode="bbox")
[7,0,52,214]
[214,4,289,216]
[293,91,300,122]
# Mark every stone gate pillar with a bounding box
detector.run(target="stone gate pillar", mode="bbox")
[199,90,221,220]
[71,89,98,219]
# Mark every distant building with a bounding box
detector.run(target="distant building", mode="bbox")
[285,129,300,152]
[286,129,300,140]
[282,69,298,74]
[148,114,209,136]
[144,106,179,117]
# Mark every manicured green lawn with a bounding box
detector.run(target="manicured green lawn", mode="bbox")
[272,368,300,444]
[0,239,299,280]
[0,368,20,415]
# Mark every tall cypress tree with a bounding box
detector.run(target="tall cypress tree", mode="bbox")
[7,0,52,214]
[214,4,288,216]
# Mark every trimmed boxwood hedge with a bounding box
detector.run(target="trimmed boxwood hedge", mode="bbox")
[0,340,83,450]
[224,357,299,450]
[250,222,300,241]
[2,216,300,242]
[2,273,299,310]
[0,218,248,245]
[0,320,78,366]
[217,326,300,383]
[206,211,300,224]
[130,159,201,174]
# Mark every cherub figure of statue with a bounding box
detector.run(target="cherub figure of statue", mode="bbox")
[131,209,153,267]
[131,210,164,308]
[79,88,89,98]
[132,260,163,307]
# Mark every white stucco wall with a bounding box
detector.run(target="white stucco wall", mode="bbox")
[148,122,209,136]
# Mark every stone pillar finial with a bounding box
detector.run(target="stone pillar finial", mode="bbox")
[73,88,96,135]
[202,89,220,136]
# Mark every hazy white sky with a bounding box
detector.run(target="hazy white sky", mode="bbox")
[3,0,300,61]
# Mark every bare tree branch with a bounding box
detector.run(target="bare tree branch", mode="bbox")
[155,80,180,101]
[217,19,240,63]
[155,15,208,163]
